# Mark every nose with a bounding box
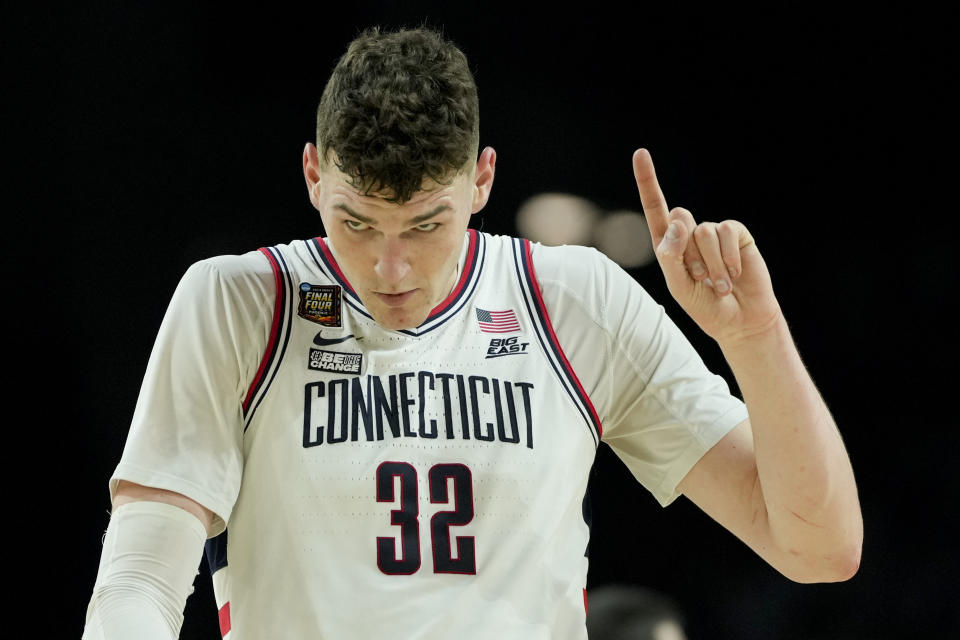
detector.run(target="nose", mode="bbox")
[374,237,412,286]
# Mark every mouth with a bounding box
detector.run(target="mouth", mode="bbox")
[373,289,418,307]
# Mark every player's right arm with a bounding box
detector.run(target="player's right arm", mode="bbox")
[112,480,215,533]
[83,253,276,638]
[82,482,213,640]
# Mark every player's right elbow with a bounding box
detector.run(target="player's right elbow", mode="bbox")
[84,500,207,639]
[84,584,181,640]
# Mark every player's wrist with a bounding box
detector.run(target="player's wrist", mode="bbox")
[715,310,790,362]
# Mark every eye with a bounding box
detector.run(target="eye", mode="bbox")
[415,222,439,232]
[344,219,371,232]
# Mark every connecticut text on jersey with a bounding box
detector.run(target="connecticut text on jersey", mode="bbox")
[303,372,535,449]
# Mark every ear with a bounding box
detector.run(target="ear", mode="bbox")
[303,142,323,209]
[470,146,497,214]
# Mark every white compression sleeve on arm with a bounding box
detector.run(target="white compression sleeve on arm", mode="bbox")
[82,500,208,640]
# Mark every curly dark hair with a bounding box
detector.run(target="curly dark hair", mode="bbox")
[315,27,480,204]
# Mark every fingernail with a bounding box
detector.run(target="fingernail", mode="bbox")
[666,223,680,241]
[728,265,738,278]
[715,279,730,293]
[690,261,706,277]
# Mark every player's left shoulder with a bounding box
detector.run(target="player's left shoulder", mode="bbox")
[516,237,659,333]
[526,240,606,277]
[481,232,634,308]
[521,239,617,301]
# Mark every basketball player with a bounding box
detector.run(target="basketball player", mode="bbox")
[82,27,863,640]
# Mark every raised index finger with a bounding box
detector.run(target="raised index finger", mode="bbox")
[632,148,670,246]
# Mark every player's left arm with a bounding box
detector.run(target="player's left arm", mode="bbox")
[632,149,863,583]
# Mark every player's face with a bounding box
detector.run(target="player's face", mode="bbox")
[305,145,495,330]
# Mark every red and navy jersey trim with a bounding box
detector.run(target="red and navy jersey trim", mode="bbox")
[204,528,229,574]
[241,246,295,431]
[306,230,485,336]
[309,237,363,314]
[512,238,603,446]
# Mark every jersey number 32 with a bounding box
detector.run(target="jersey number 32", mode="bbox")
[376,461,476,575]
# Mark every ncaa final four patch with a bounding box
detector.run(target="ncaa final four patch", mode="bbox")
[298,284,342,326]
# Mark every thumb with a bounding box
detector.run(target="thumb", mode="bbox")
[655,221,694,297]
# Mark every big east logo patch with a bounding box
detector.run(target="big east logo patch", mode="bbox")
[486,336,529,359]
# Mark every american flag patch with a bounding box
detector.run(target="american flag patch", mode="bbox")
[476,308,521,333]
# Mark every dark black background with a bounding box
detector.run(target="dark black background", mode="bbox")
[10,2,957,638]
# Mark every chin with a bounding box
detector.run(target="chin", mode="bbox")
[372,307,429,331]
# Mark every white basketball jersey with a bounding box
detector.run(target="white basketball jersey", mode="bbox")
[112,230,747,640]
[213,230,598,639]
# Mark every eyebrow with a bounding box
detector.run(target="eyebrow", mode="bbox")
[333,203,452,226]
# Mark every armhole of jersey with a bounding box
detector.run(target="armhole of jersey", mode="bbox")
[241,247,294,429]
[513,238,603,445]
[204,529,232,637]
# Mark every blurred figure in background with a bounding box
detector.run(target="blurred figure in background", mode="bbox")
[587,584,687,640]
[515,192,656,269]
